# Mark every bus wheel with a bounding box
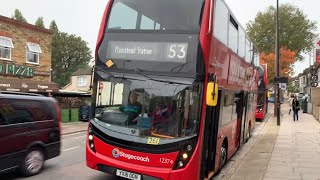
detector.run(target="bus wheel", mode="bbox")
[219,142,227,170]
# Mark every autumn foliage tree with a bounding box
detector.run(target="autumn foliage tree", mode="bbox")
[260,47,296,84]
[247,4,317,60]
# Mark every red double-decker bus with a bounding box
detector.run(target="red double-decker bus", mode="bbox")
[86,0,259,179]
[256,64,268,120]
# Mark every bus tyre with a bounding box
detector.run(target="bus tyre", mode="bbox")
[20,148,45,177]
[219,143,227,170]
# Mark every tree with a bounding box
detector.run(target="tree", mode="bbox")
[247,4,317,59]
[51,32,92,87]
[49,20,59,32]
[35,17,45,28]
[260,47,296,84]
[12,9,27,23]
[287,83,298,93]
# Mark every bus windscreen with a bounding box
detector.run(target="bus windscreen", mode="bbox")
[106,0,203,32]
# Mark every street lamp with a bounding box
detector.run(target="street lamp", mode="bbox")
[275,0,281,126]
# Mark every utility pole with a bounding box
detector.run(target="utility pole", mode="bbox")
[275,0,281,126]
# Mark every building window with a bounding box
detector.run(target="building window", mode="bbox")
[26,43,42,64]
[0,36,14,60]
[77,76,87,87]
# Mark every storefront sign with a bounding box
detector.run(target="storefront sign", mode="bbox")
[34,71,50,76]
[0,79,59,93]
[0,63,34,77]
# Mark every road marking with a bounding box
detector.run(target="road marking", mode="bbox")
[62,135,86,141]
[62,132,86,138]
[62,146,80,152]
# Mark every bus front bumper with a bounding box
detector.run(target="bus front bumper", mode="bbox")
[86,143,200,180]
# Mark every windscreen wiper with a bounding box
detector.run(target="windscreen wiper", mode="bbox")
[95,66,115,78]
[132,68,191,85]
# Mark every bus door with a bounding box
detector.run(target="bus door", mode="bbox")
[237,92,248,145]
[200,90,221,179]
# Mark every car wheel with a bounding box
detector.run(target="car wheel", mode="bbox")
[20,148,45,176]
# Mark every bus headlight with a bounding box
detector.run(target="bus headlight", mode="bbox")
[178,161,184,168]
[88,125,96,153]
[173,140,196,170]
[182,153,188,159]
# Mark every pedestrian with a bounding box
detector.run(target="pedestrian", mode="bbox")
[292,95,300,121]
[288,94,294,115]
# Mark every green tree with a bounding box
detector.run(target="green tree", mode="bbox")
[49,20,59,32]
[12,9,27,23]
[51,32,92,87]
[247,4,317,59]
[35,17,45,28]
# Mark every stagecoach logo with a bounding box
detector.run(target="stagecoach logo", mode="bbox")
[112,148,120,158]
[111,148,150,162]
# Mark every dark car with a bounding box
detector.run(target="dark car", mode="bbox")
[0,92,61,176]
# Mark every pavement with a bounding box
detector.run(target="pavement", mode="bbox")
[61,121,88,135]
[217,102,320,180]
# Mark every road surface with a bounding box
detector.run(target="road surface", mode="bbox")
[1,104,271,180]
[0,132,120,180]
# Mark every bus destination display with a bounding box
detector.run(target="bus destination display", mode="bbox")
[107,41,188,63]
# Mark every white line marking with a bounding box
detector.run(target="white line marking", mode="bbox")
[62,146,80,152]
[62,132,86,138]
[62,135,86,141]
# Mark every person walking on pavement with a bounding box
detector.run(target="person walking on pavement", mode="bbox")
[292,95,300,121]
[288,94,294,115]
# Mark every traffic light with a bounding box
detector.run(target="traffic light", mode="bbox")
[310,66,319,87]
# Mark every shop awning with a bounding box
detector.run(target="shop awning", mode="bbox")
[0,78,59,93]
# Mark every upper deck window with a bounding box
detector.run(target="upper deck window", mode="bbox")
[107,0,203,33]
[214,0,229,45]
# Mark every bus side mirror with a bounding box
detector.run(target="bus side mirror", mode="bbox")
[206,82,218,106]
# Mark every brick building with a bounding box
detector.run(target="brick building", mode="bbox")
[0,15,58,94]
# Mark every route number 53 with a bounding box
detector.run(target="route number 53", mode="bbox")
[168,44,187,59]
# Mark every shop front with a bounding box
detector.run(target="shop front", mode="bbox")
[0,62,59,94]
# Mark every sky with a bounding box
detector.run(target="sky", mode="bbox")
[1,0,319,76]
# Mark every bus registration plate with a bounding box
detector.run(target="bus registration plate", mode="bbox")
[116,169,141,180]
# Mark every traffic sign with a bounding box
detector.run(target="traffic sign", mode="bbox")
[274,77,288,83]
[316,49,320,64]
[279,83,287,91]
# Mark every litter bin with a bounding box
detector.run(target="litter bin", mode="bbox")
[301,100,308,113]
[79,106,91,121]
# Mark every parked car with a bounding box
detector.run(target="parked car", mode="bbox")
[0,91,61,176]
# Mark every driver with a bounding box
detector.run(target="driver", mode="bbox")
[119,91,142,125]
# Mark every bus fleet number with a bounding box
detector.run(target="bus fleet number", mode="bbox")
[160,158,173,164]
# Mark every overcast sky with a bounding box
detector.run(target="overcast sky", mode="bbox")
[1,0,319,76]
